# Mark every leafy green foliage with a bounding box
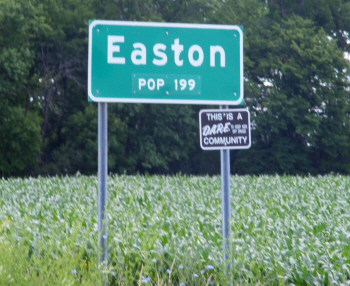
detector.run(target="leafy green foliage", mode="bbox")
[1,0,350,176]
[0,0,46,176]
[40,104,128,175]
[113,104,197,173]
[0,222,102,285]
[2,175,350,284]
[0,106,41,176]
[266,0,350,51]
[231,15,350,174]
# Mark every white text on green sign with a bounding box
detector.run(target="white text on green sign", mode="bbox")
[88,21,243,104]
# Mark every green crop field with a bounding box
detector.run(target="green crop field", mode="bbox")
[1,175,350,285]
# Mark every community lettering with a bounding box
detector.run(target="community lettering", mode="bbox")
[203,136,248,146]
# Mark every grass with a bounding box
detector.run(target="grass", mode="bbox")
[1,174,350,285]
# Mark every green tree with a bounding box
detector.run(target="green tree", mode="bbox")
[267,0,350,51]
[235,16,350,174]
[111,104,197,174]
[152,0,220,23]
[31,0,94,165]
[4,0,350,176]
[212,0,350,175]
[0,106,41,176]
[0,0,47,176]
[41,104,127,175]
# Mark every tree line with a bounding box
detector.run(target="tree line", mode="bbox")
[1,0,350,177]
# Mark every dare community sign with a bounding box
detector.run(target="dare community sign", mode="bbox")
[88,20,243,105]
[199,109,251,150]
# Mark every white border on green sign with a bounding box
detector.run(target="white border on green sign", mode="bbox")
[88,20,243,105]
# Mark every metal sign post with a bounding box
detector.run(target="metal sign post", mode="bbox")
[199,106,251,279]
[98,103,108,268]
[220,106,232,272]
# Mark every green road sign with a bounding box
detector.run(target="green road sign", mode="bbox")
[88,20,243,105]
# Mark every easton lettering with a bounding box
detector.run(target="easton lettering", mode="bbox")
[108,36,226,68]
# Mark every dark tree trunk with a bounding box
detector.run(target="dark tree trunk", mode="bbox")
[280,0,285,17]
